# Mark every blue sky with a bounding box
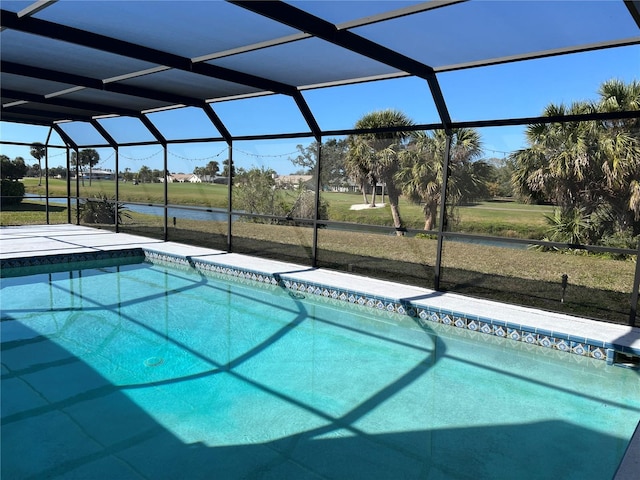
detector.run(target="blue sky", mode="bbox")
[1,44,638,175]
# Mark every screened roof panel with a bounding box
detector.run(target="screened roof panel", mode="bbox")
[118,69,262,103]
[0,1,33,13]
[60,89,171,113]
[96,116,159,144]
[210,37,401,87]
[286,1,427,25]
[57,121,111,146]
[213,94,311,136]
[353,1,640,69]
[34,0,302,59]
[1,73,77,96]
[0,31,161,79]
[145,106,222,140]
[12,101,106,122]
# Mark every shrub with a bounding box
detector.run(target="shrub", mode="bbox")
[80,194,131,224]
[0,179,25,207]
[598,232,638,260]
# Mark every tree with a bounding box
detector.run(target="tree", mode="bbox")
[346,109,414,234]
[194,161,220,181]
[137,165,153,183]
[234,167,281,217]
[30,142,46,186]
[484,157,516,198]
[221,159,235,181]
[512,79,640,243]
[26,163,40,178]
[396,128,484,230]
[1,155,27,180]
[1,155,28,206]
[71,149,100,186]
[151,169,163,183]
[122,168,134,183]
[49,166,67,179]
[291,138,348,190]
[205,160,220,179]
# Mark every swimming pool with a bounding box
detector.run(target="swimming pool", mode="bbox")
[2,256,639,479]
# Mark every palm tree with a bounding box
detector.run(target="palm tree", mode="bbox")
[597,79,640,227]
[344,155,371,205]
[397,128,484,230]
[71,149,100,187]
[346,109,414,234]
[512,79,640,241]
[513,102,598,212]
[598,79,640,119]
[30,142,46,186]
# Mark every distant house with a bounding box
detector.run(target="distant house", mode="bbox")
[274,174,313,189]
[77,169,116,180]
[212,176,229,185]
[327,179,360,193]
[167,173,201,183]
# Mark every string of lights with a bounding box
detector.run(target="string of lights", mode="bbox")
[233,148,299,159]
[483,148,513,158]
[80,147,304,168]
[119,150,163,161]
[168,147,228,162]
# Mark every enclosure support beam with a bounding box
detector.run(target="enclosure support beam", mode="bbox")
[75,148,80,225]
[434,133,453,291]
[163,147,168,240]
[201,105,232,144]
[200,105,234,250]
[44,126,53,225]
[138,115,169,240]
[227,142,234,253]
[65,147,71,224]
[293,92,322,140]
[629,239,640,326]
[52,125,78,225]
[312,137,322,268]
[114,147,119,232]
[91,119,120,232]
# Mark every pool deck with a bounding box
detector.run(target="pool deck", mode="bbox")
[1,224,639,360]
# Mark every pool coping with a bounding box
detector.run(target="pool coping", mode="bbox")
[2,224,640,364]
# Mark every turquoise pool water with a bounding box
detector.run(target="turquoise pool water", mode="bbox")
[2,260,639,479]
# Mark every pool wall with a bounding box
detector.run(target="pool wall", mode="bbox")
[3,245,639,366]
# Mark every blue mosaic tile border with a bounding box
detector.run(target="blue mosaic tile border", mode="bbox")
[3,248,635,364]
[0,248,145,276]
[144,250,640,364]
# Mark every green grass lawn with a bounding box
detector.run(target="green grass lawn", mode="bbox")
[22,178,551,238]
[323,190,552,237]
[0,201,70,225]
[24,178,229,207]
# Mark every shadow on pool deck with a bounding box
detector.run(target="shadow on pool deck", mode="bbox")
[1,321,630,480]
